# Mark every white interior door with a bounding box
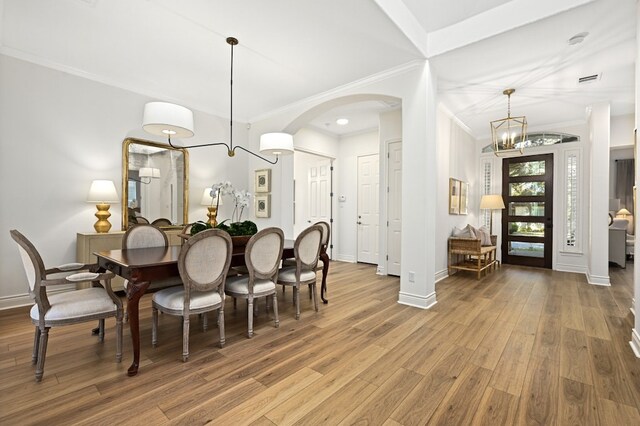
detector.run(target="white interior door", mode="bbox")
[293,152,332,237]
[387,141,402,276]
[308,158,331,225]
[357,154,379,264]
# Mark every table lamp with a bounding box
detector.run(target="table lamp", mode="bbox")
[87,180,119,233]
[200,188,223,226]
[616,208,632,219]
[480,194,505,235]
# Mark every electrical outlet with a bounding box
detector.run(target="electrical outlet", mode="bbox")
[408,271,415,282]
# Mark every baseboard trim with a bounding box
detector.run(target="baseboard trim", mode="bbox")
[0,284,76,311]
[586,270,610,286]
[630,329,640,358]
[398,291,437,310]
[336,254,356,263]
[434,269,449,283]
[554,263,587,274]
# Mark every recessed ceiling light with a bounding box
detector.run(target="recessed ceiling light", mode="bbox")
[336,118,349,126]
[568,32,589,46]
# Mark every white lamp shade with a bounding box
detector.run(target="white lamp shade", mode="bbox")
[260,132,294,156]
[617,208,632,216]
[142,102,194,139]
[201,188,223,206]
[87,180,119,203]
[139,167,153,178]
[480,194,505,210]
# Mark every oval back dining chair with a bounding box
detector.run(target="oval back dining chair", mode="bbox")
[10,230,123,382]
[225,227,284,338]
[151,218,172,226]
[151,229,233,361]
[122,224,182,290]
[277,225,322,319]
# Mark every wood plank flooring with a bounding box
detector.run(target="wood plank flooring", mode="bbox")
[1,261,639,425]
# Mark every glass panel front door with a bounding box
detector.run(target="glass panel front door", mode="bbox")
[502,154,554,268]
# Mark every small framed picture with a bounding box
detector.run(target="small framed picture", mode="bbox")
[449,178,460,214]
[459,181,469,215]
[255,194,271,218]
[255,169,271,193]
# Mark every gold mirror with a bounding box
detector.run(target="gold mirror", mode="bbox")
[122,138,189,229]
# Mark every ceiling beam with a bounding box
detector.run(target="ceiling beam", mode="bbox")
[427,0,598,58]
[373,0,429,57]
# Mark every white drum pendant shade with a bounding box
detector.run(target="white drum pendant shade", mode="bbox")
[143,102,194,139]
[260,132,294,156]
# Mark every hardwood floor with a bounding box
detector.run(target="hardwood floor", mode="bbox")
[1,261,639,425]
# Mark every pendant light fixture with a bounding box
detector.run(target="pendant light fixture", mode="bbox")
[142,37,293,164]
[490,88,527,157]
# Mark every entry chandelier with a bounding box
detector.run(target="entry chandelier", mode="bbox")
[490,88,527,157]
[142,37,293,164]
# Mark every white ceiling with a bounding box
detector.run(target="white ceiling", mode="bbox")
[1,0,635,139]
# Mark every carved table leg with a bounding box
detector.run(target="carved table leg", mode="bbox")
[319,252,329,304]
[126,280,150,376]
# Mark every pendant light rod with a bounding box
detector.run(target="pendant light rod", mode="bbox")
[161,36,287,164]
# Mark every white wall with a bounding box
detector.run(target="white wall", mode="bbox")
[435,106,478,280]
[337,130,379,263]
[0,54,248,308]
[611,114,635,148]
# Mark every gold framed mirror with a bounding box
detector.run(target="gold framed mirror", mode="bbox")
[122,138,189,229]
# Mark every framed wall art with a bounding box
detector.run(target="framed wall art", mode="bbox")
[255,194,271,218]
[449,178,460,214]
[459,181,469,215]
[255,168,271,193]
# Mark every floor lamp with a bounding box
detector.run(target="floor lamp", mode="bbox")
[480,194,505,235]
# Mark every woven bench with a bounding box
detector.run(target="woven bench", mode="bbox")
[448,235,499,279]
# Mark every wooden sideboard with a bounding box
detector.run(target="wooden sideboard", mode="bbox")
[76,229,183,291]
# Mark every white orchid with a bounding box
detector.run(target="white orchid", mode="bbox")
[232,189,251,222]
[209,181,234,208]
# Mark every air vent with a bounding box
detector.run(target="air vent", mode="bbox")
[578,74,601,84]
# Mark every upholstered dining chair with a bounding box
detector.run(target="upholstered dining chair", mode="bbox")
[151,217,172,226]
[10,230,123,382]
[151,229,232,361]
[277,225,322,319]
[225,227,283,338]
[282,221,330,299]
[122,224,182,290]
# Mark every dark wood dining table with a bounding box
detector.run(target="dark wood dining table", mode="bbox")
[94,239,329,376]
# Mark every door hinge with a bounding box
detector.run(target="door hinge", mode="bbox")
[330,244,334,249]
[330,192,334,197]
[387,220,389,226]
[329,218,334,223]
[330,166,334,171]
[386,254,389,260]
[387,152,390,158]
[387,186,389,193]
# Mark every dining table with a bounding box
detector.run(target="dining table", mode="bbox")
[94,238,329,376]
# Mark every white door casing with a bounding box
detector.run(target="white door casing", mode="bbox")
[357,154,379,264]
[387,141,402,276]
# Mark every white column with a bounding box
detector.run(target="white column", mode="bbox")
[630,1,640,358]
[397,61,438,309]
[587,102,610,285]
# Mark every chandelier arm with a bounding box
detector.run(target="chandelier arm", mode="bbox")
[233,145,279,165]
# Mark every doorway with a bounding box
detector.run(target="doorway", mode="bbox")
[357,154,379,264]
[501,153,554,268]
[293,151,333,255]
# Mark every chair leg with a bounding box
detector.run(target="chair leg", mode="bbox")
[218,307,225,348]
[309,283,312,299]
[202,312,208,332]
[294,284,300,320]
[311,281,319,312]
[182,316,190,362]
[115,314,123,363]
[32,326,40,365]
[272,292,280,328]
[233,297,237,310]
[35,327,49,382]
[98,319,105,342]
[152,307,159,347]
[247,297,254,338]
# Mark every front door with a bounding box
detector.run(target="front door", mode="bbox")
[501,154,553,268]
